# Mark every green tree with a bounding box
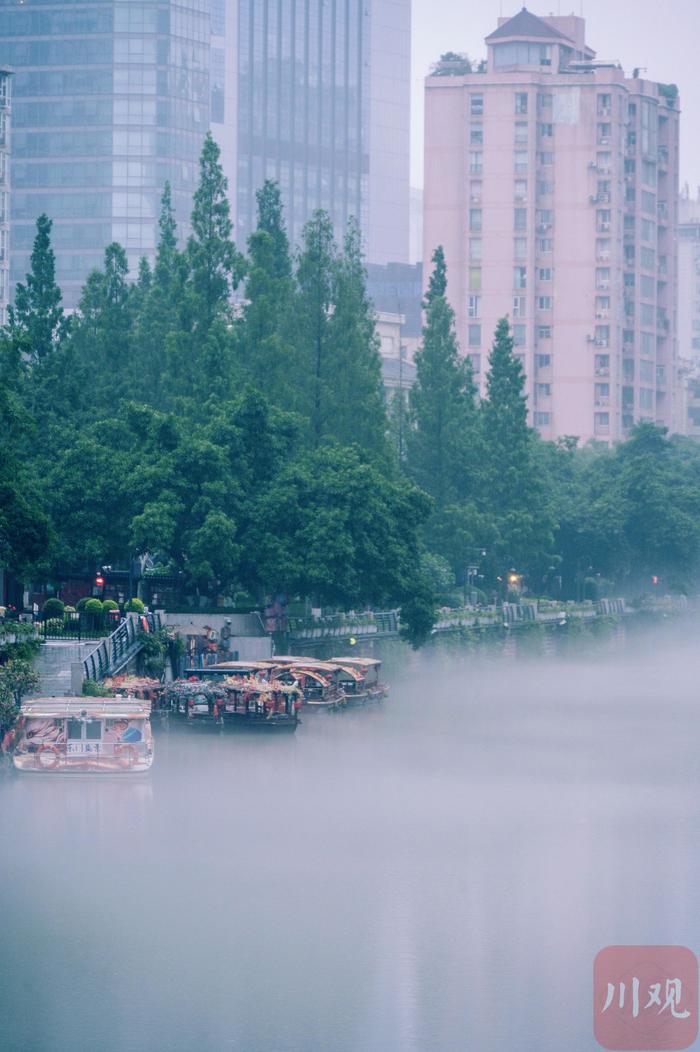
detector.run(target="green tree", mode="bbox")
[186,132,245,333]
[294,210,337,447]
[8,214,67,363]
[407,246,479,509]
[135,183,187,405]
[248,445,431,608]
[480,317,554,577]
[241,180,296,402]
[325,218,389,460]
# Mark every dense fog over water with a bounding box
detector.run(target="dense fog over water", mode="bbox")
[1,629,699,1052]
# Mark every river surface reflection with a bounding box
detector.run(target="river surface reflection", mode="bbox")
[1,638,699,1051]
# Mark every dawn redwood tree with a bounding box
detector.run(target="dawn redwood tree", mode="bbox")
[8,214,67,363]
[406,246,479,509]
[294,210,336,447]
[325,218,389,461]
[480,316,554,576]
[135,183,188,405]
[186,132,245,334]
[241,180,297,402]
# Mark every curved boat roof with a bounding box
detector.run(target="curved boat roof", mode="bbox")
[330,656,382,668]
[207,660,276,671]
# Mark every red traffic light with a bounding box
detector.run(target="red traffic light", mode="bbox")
[95,575,105,587]
[651,575,659,586]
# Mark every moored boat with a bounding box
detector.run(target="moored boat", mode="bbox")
[163,675,301,732]
[12,697,154,774]
[330,657,388,704]
[272,659,346,710]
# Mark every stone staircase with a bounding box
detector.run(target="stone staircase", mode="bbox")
[30,640,98,697]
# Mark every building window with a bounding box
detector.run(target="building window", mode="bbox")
[596,268,611,289]
[536,382,551,398]
[514,150,528,174]
[534,412,551,426]
[596,210,612,232]
[538,122,553,138]
[469,353,481,374]
[639,388,654,410]
[595,354,610,376]
[538,93,553,110]
[514,238,527,260]
[514,207,527,231]
[538,267,552,281]
[595,382,610,406]
[596,296,611,314]
[536,353,551,367]
[537,327,552,340]
[469,266,482,290]
[597,123,612,145]
[469,239,482,262]
[469,208,482,232]
[513,323,526,346]
[469,152,483,175]
[470,181,483,203]
[513,266,527,289]
[468,324,481,347]
[538,238,553,252]
[639,360,654,382]
[514,121,528,143]
[468,294,481,318]
[537,209,552,231]
[514,180,527,201]
[470,127,483,146]
[537,295,552,311]
[538,151,554,166]
[597,93,612,116]
[513,295,526,317]
[470,94,483,117]
[515,92,528,115]
[594,412,610,433]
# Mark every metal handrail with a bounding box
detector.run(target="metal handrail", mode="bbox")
[83,612,161,681]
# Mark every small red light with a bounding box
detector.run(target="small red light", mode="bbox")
[95,575,104,587]
[651,575,659,585]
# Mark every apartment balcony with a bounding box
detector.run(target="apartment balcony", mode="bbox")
[597,222,612,233]
[595,309,611,320]
[597,106,612,118]
[595,397,611,408]
[595,366,611,378]
[590,192,612,205]
[596,280,611,291]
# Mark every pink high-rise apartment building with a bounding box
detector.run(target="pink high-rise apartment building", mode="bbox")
[423,8,680,442]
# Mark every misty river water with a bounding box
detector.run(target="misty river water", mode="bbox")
[1,628,699,1052]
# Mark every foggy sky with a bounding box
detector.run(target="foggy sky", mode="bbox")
[411,0,699,191]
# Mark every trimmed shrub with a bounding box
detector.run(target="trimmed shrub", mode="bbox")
[125,598,145,614]
[76,597,90,613]
[42,598,65,620]
[43,618,65,635]
[102,600,119,613]
[84,599,104,618]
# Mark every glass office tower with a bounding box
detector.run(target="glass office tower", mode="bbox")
[231,0,410,264]
[0,68,10,325]
[0,1,211,307]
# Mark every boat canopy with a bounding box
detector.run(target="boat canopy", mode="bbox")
[330,656,382,668]
[207,660,277,671]
[20,697,150,720]
[333,664,364,682]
